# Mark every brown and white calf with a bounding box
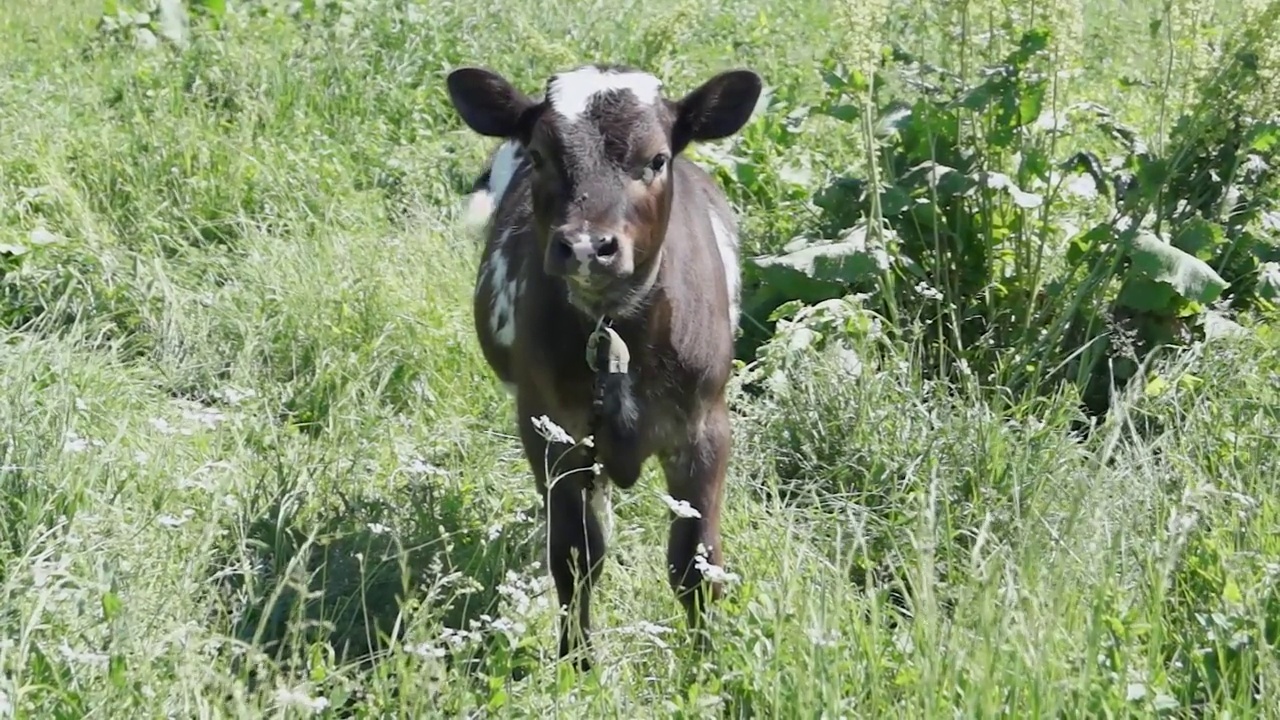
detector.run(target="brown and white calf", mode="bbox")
[446,62,761,668]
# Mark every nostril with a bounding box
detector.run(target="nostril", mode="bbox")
[595,236,619,257]
[553,237,574,261]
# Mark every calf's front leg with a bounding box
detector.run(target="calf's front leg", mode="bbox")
[660,394,732,644]
[516,402,607,671]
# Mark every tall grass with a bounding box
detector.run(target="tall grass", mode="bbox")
[1,0,1278,716]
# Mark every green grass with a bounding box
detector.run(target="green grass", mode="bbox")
[2,0,1279,716]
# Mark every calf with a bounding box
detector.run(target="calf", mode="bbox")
[446,62,762,668]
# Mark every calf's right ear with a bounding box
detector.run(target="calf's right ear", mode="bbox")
[446,67,538,139]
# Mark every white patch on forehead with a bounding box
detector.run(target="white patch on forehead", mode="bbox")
[485,228,521,347]
[708,210,741,333]
[548,66,663,122]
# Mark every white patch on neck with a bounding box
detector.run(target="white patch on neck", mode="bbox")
[462,190,494,230]
[462,141,524,231]
[485,228,521,347]
[487,140,522,207]
[707,211,741,333]
[548,66,663,122]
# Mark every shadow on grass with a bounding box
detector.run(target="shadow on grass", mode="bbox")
[202,448,548,702]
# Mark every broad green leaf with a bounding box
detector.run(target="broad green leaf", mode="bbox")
[1115,276,1176,312]
[1258,261,1280,300]
[880,185,911,216]
[980,171,1043,209]
[102,591,123,620]
[1246,122,1279,152]
[1134,157,1168,201]
[196,0,228,19]
[1065,224,1112,266]
[1143,374,1168,397]
[875,103,913,137]
[1127,230,1230,304]
[957,80,999,112]
[767,299,806,323]
[823,105,859,123]
[1011,28,1051,64]
[109,655,128,689]
[1172,217,1225,261]
[748,226,891,302]
[821,70,847,90]
[1018,80,1047,128]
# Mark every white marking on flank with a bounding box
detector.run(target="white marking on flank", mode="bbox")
[548,66,663,122]
[708,210,741,333]
[487,229,520,347]
[589,482,613,546]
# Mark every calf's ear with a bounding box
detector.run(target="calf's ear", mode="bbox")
[446,67,538,139]
[671,69,763,154]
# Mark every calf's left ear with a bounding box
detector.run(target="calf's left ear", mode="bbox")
[446,66,538,139]
[671,69,763,154]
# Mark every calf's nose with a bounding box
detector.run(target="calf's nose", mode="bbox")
[554,234,620,266]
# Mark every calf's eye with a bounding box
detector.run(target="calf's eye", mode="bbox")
[640,153,669,184]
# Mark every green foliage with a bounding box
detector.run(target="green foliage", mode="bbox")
[2,0,1280,716]
[739,19,1280,416]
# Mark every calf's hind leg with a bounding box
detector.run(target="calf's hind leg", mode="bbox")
[516,406,607,670]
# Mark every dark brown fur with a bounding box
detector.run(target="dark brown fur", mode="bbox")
[446,62,762,669]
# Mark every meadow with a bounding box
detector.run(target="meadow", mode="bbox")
[2,0,1279,716]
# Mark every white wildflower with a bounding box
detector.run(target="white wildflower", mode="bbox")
[62,431,89,453]
[913,281,944,301]
[404,459,448,477]
[31,557,68,588]
[157,509,195,528]
[637,621,673,636]
[0,687,10,716]
[530,415,574,444]
[149,417,175,435]
[274,687,329,713]
[58,641,108,669]
[404,642,447,659]
[660,494,702,519]
[367,522,390,535]
[181,406,225,429]
[216,386,256,405]
[693,543,741,584]
[807,626,841,648]
[1063,173,1098,199]
[490,616,527,639]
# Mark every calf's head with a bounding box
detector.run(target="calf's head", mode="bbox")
[446,64,761,301]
